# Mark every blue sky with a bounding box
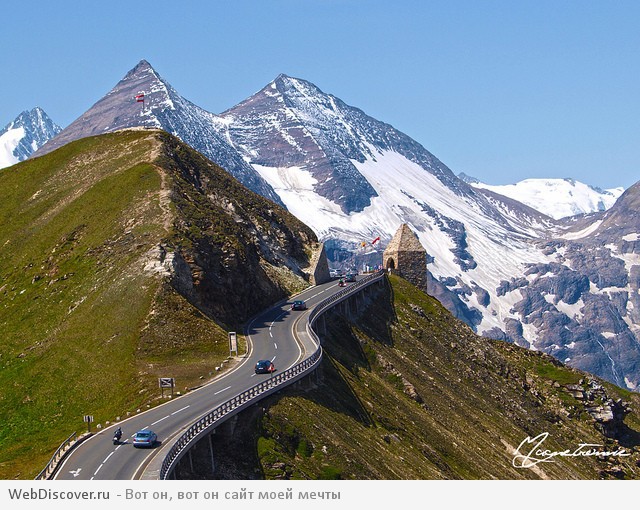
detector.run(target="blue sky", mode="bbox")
[2,0,638,189]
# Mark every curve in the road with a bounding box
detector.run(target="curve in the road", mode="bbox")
[50,272,384,480]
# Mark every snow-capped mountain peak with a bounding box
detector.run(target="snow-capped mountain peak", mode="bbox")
[11,61,639,391]
[220,74,381,214]
[220,73,482,216]
[468,176,625,220]
[0,107,61,169]
[219,74,640,391]
[33,60,284,207]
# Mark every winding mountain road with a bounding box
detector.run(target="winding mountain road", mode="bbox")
[54,278,343,480]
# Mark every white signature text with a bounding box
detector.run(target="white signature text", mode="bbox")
[512,432,631,468]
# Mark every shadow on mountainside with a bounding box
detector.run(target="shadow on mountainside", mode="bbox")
[617,423,640,449]
[174,275,640,480]
[172,281,397,479]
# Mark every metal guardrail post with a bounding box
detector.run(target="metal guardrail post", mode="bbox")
[35,271,387,481]
[157,270,386,479]
[35,432,78,480]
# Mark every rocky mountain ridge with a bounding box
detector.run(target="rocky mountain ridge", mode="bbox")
[0,129,323,478]
[19,60,640,390]
[0,107,61,169]
[32,60,284,207]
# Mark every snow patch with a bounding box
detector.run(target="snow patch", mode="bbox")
[561,220,603,240]
[472,178,623,219]
[0,126,25,168]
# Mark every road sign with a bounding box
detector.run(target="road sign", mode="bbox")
[159,377,175,397]
[158,378,175,388]
[83,415,94,432]
[229,331,237,356]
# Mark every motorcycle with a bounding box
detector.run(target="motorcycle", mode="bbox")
[113,428,122,445]
[338,279,346,287]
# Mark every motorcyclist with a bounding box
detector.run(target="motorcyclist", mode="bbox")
[339,277,345,287]
[114,427,122,442]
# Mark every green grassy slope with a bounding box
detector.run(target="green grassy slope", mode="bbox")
[198,275,640,480]
[0,132,168,478]
[0,130,319,479]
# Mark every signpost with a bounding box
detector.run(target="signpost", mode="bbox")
[159,377,175,398]
[228,331,237,357]
[83,415,94,433]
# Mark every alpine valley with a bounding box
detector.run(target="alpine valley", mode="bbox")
[16,60,640,391]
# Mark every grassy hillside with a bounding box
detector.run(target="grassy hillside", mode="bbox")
[192,275,640,480]
[0,129,319,479]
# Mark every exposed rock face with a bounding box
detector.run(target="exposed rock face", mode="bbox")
[32,60,284,207]
[485,183,640,389]
[308,243,331,285]
[153,132,321,325]
[0,107,61,168]
[564,379,631,439]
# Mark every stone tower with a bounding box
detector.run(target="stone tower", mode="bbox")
[383,224,427,290]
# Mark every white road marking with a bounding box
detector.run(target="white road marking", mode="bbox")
[151,415,170,426]
[308,286,333,299]
[83,284,338,480]
[69,468,82,477]
[171,405,190,416]
[270,310,288,329]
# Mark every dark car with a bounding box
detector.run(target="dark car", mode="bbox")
[291,300,307,311]
[345,273,357,282]
[255,359,275,374]
[132,429,157,448]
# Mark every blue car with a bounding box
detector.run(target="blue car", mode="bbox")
[133,429,157,448]
[255,359,275,374]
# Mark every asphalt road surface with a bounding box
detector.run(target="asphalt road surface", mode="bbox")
[54,278,343,480]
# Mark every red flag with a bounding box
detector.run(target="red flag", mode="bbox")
[135,93,145,103]
[371,236,380,245]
